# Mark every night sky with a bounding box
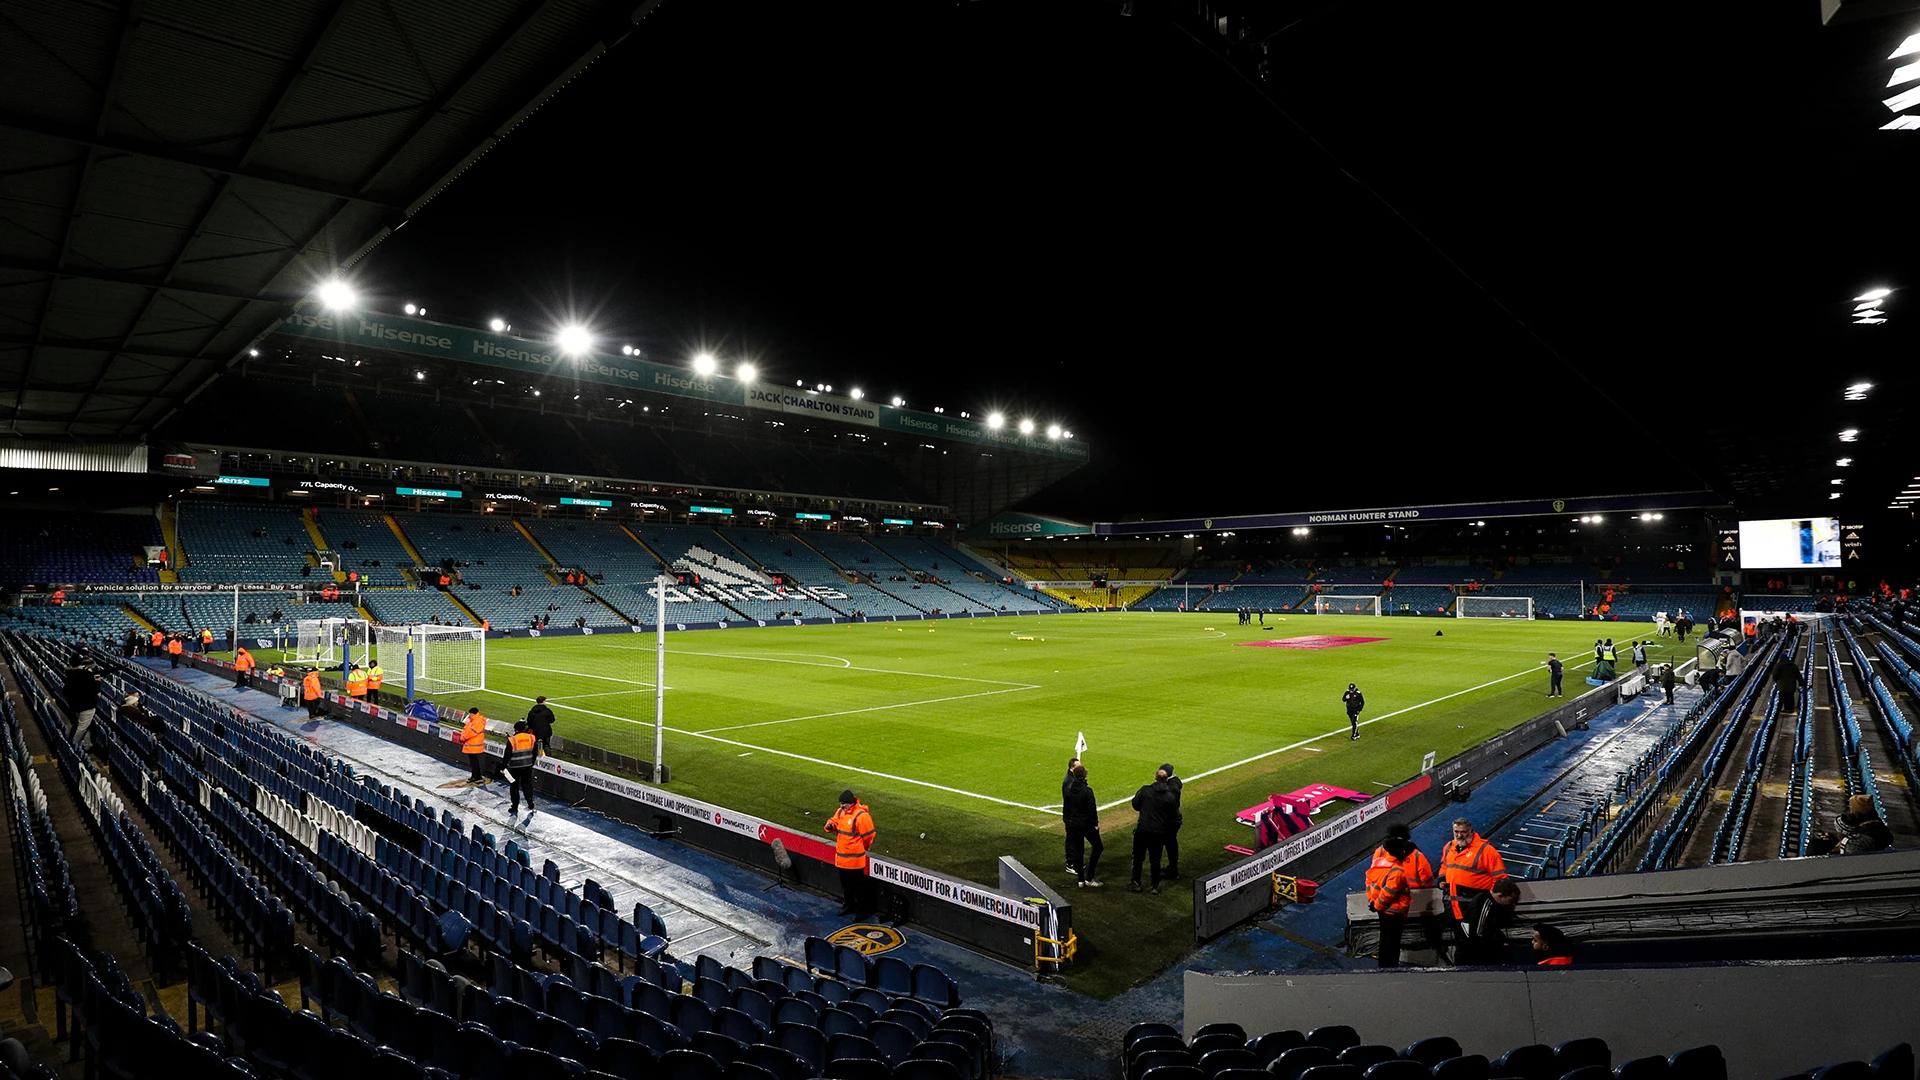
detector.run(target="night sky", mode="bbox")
[364,0,1915,524]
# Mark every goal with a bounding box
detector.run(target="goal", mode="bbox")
[294,618,372,666]
[374,624,487,697]
[1455,596,1535,620]
[1312,595,1381,616]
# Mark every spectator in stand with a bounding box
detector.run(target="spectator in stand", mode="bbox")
[1661,663,1676,705]
[1533,923,1574,966]
[1814,795,1894,855]
[1457,876,1522,965]
[1773,649,1801,710]
[63,655,101,750]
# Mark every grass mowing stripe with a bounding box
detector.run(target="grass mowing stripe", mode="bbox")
[694,684,1041,733]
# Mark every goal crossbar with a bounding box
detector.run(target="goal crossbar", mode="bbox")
[1455,596,1535,620]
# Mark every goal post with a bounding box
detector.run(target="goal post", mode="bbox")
[1455,596,1535,620]
[1311,595,1381,616]
[294,617,371,666]
[374,624,486,697]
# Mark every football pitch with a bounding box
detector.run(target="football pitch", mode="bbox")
[423,612,1663,994]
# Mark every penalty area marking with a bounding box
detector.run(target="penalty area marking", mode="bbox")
[694,683,1041,734]
[496,662,659,688]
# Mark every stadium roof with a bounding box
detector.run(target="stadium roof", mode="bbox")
[0,0,659,440]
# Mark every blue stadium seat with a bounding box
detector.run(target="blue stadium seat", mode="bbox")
[1405,1039,1465,1068]
[584,995,630,1044]
[1429,1055,1489,1080]
[713,1006,767,1047]
[1337,1047,1397,1072]
[1271,1047,1338,1080]
[658,1049,724,1080]
[1361,1063,1428,1080]
[1492,1044,1554,1080]
[871,955,911,997]
[595,1038,657,1079]
[1190,1034,1244,1059]
[1556,1039,1612,1076]
[865,1020,918,1067]
[1870,1045,1914,1080]
[1250,1032,1307,1069]
[730,987,774,1030]
[670,994,713,1037]
[692,1031,746,1067]
[744,1044,812,1080]
[832,945,867,986]
[825,1059,893,1080]
[1199,1048,1259,1077]
[1133,1050,1198,1080]
[1308,1028,1361,1053]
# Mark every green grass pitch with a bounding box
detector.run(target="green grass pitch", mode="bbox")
[310,613,1674,994]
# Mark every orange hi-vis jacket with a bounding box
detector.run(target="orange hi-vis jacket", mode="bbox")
[506,730,538,769]
[1365,850,1412,915]
[1538,955,1573,966]
[167,638,183,655]
[1398,847,1436,890]
[233,650,255,673]
[345,668,367,697]
[150,631,164,647]
[201,629,213,645]
[366,665,384,690]
[824,800,876,870]
[302,671,323,701]
[459,713,489,755]
[1441,831,1507,917]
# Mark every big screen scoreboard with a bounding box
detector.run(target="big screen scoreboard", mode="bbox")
[1737,517,1842,569]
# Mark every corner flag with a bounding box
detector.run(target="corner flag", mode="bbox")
[1074,731,1087,758]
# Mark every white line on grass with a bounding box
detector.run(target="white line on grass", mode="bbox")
[1091,651,1613,811]
[695,684,1040,733]
[548,689,659,701]
[497,662,656,687]
[594,644,1030,687]
[481,688,1054,811]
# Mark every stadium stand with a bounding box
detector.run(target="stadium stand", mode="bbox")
[132,591,309,641]
[0,510,161,584]
[316,509,420,587]
[0,598,145,646]
[718,529,924,617]
[0,628,986,1080]
[397,512,551,589]
[173,501,315,582]
[361,589,476,627]
[1383,585,1456,614]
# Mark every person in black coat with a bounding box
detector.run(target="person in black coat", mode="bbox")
[1062,764,1103,888]
[525,696,556,755]
[1772,652,1801,711]
[1159,763,1184,879]
[1129,772,1179,893]
[1061,756,1080,872]
[63,658,101,750]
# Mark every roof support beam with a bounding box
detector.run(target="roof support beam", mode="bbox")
[0,256,299,304]
[0,114,411,213]
[65,0,357,433]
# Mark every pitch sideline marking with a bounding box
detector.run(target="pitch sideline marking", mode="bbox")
[482,688,1051,812]
[1092,651,1613,811]
[498,662,658,688]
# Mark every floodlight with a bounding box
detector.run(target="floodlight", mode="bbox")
[1855,300,1882,310]
[1881,115,1920,130]
[316,279,356,310]
[556,325,592,355]
[933,407,944,414]
[1046,424,1062,439]
[1833,493,1845,500]
[532,389,541,397]
[1018,418,1035,434]
[621,345,634,356]
[1064,430,1073,439]
[849,387,864,400]
[1886,85,1920,112]
[414,371,426,380]
[1840,428,1860,441]
[404,303,418,315]
[1854,288,1892,301]
[1855,317,1888,325]
[489,318,506,332]
[824,384,832,392]
[1894,32,1920,59]
[1893,61,1920,88]
[692,353,717,375]
[1837,457,1852,467]
[987,413,1004,429]
[1845,381,1873,399]
[247,348,259,357]
[735,362,757,382]
[1832,478,1845,485]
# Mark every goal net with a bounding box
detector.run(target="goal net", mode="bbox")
[1455,596,1535,620]
[1312,595,1381,615]
[374,624,486,697]
[294,618,372,666]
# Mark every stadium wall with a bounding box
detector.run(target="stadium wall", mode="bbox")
[182,652,1071,968]
[1194,678,1631,941]
[1184,956,1920,1080]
